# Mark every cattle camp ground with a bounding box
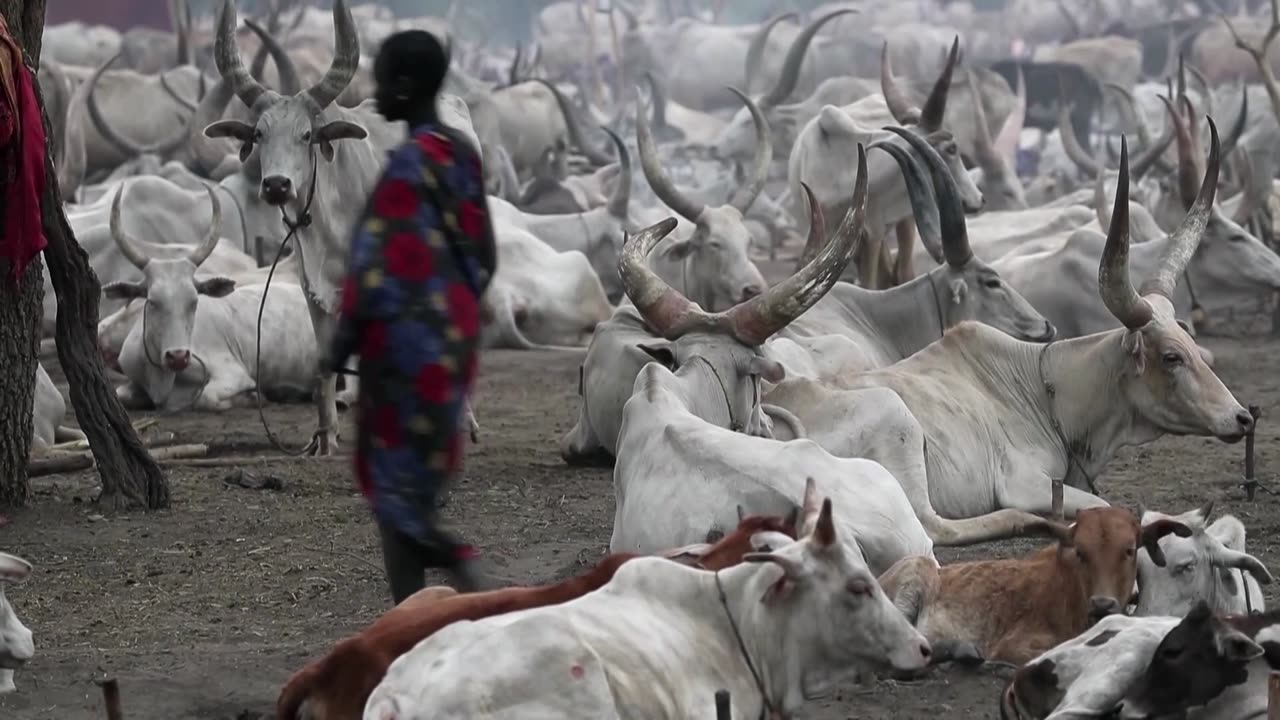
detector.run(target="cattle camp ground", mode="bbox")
[13,0,1280,718]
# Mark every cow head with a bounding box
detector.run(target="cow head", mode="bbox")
[881,37,984,212]
[966,66,1027,211]
[622,149,868,438]
[204,0,365,209]
[744,496,933,676]
[1099,129,1254,443]
[0,552,33,694]
[1043,507,1191,622]
[101,187,233,373]
[873,126,1055,342]
[636,86,768,313]
[714,10,856,163]
[1136,502,1273,617]
[1121,601,1264,719]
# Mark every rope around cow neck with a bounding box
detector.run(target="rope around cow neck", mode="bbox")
[690,355,749,433]
[714,569,785,720]
[1036,342,1100,513]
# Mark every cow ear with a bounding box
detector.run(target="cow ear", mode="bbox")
[1141,520,1194,568]
[314,120,368,144]
[204,120,256,142]
[661,238,696,261]
[319,141,336,162]
[636,341,676,368]
[1219,630,1264,663]
[103,282,146,300]
[0,552,31,583]
[1123,330,1146,375]
[746,356,785,383]
[196,277,237,297]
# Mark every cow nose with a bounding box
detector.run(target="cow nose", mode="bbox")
[164,349,191,371]
[1237,410,1256,434]
[1088,596,1121,620]
[740,284,764,301]
[261,175,292,204]
[918,640,932,661]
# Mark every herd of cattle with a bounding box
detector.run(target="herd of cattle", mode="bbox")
[6,0,1280,717]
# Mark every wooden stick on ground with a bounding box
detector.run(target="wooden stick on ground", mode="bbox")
[98,677,123,720]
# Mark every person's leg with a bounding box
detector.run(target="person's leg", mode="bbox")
[378,522,427,604]
[415,520,483,592]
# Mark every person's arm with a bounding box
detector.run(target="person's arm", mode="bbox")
[458,144,497,294]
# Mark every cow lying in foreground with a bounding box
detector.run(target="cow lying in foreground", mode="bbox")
[364,498,932,720]
[1000,602,1279,719]
[878,507,1191,665]
[0,552,34,694]
[275,512,798,720]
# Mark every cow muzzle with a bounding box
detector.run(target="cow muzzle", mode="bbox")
[1087,596,1122,622]
[164,350,191,372]
[261,175,294,206]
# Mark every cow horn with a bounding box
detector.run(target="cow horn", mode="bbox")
[1057,101,1102,177]
[1093,163,1111,231]
[534,79,613,167]
[603,128,631,220]
[885,126,971,267]
[243,18,302,96]
[793,183,829,269]
[159,71,197,112]
[1220,82,1249,159]
[759,9,856,109]
[880,41,919,125]
[870,139,943,265]
[1130,112,1176,181]
[215,0,271,110]
[1140,117,1219,300]
[992,66,1026,166]
[743,12,796,98]
[965,68,1002,172]
[724,145,867,346]
[1159,95,1201,212]
[618,217,711,339]
[645,72,673,133]
[305,0,359,111]
[919,37,960,132]
[186,187,224,267]
[1098,137,1154,329]
[1104,83,1151,148]
[108,188,151,270]
[726,87,772,215]
[636,96,706,223]
[88,54,189,159]
[185,77,238,175]
[508,44,524,86]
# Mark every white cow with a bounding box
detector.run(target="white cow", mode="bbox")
[32,362,84,453]
[365,500,933,720]
[0,552,34,695]
[1136,503,1272,618]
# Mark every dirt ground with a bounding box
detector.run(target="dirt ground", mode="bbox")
[2,314,1279,719]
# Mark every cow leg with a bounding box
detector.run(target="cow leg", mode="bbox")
[996,474,1108,518]
[115,382,155,411]
[304,298,340,456]
[196,370,256,411]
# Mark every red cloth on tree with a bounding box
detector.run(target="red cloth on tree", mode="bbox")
[0,15,46,280]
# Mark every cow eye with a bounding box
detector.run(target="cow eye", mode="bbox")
[983,278,1001,289]
[1160,644,1183,658]
[846,580,871,597]
[1162,352,1183,366]
[1229,235,1245,243]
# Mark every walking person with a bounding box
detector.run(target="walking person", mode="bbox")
[329,30,496,604]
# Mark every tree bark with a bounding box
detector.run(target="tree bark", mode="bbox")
[1,0,168,510]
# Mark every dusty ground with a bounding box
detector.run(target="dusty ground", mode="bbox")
[2,316,1278,719]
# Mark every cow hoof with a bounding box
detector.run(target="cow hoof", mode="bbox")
[304,429,340,456]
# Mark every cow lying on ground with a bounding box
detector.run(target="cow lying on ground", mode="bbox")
[878,507,1191,666]
[1136,501,1272,618]
[275,512,799,720]
[364,497,931,719]
[1000,602,1278,719]
[0,552,34,695]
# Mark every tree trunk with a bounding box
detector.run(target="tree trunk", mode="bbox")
[1,0,168,510]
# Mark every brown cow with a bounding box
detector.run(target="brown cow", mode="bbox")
[275,512,799,720]
[878,507,1191,666]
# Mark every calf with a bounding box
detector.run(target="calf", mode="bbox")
[275,513,798,720]
[1136,501,1272,618]
[879,507,1190,665]
[0,552,34,694]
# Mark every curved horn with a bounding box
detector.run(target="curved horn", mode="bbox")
[1140,117,1220,300]
[880,41,919,124]
[1099,138,1154,329]
[533,79,613,167]
[993,66,1026,165]
[645,71,673,133]
[1159,95,1201,211]
[1104,82,1150,147]
[159,71,197,112]
[187,187,224,267]
[886,126,972,267]
[759,9,856,109]
[243,18,302,96]
[509,44,524,86]
[1058,101,1102,177]
[603,128,631,220]
[1093,162,1112,231]
[109,188,151,270]
[965,67,1002,170]
[919,36,960,132]
[726,86,772,214]
[215,0,270,110]
[619,217,709,339]
[88,54,189,158]
[793,183,828,269]
[724,145,867,346]
[1220,81,1249,159]
[636,95,706,223]
[743,12,796,97]
[870,139,944,264]
[304,0,359,111]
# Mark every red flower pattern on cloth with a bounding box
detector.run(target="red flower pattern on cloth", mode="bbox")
[418,132,453,166]
[361,320,388,360]
[373,404,403,448]
[447,282,481,339]
[416,362,452,405]
[373,179,418,219]
[458,201,485,239]
[384,231,434,282]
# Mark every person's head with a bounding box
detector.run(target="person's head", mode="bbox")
[374,30,449,123]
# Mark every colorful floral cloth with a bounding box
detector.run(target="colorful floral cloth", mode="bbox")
[331,122,496,546]
[0,15,47,280]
